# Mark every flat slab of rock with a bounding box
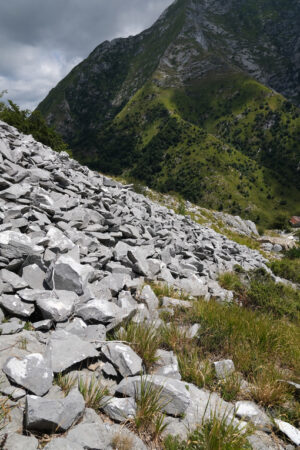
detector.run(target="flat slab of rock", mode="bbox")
[75,298,122,324]
[25,389,85,433]
[3,353,53,396]
[275,419,300,446]
[0,294,35,318]
[46,329,99,373]
[0,269,28,290]
[102,342,143,377]
[116,375,190,416]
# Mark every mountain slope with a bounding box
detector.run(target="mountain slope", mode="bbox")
[38,0,300,227]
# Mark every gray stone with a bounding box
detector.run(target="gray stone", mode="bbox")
[76,298,122,324]
[44,438,83,450]
[0,268,28,290]
[186,323,201,338]
[153,349,181,379]
[3,353,53,396]
[22,264,46,289]
[0,183,31,200]
[4,433,39,450]
[36,291,77,322]
[46,329,99,373]
[25,389,85,433]
[140,284,159,310]
[0,294,35,318]
[0,230,43,260]
[275,419,300,446]
[214,359,235,379]
[116,375,190,416]
[235,401,272,431]
[0,385,26,400]
[65,422,112,450]
[102,342,143,377]
[162,296,192,309]
[0,320,24,334]
[32,319,53,331]
[46,227,75,253]
[102,396,137,422]
[46,255,94,295]
[248,431,286,450]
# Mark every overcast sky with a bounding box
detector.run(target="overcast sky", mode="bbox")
[0,0,172,111]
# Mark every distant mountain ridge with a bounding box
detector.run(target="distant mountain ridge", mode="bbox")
[38,0,300,227]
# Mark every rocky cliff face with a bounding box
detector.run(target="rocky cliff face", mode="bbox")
[0,122,299,448]
[39,0,300,139]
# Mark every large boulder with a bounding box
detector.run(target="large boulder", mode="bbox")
[36,291,77,322]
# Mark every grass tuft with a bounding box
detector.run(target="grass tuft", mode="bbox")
[116,322,160,370]
[54,373,77,396]
[78,376,109,410]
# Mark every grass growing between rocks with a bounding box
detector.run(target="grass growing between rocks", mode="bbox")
[130,376,169,445]
[116,322,160,370]
[54,374,77,396]
[78,376,109,410]
[164,407,253,450]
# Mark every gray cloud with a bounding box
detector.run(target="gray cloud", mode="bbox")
[0,0,172,110]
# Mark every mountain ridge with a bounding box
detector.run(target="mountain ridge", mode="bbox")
[38,0,300,227]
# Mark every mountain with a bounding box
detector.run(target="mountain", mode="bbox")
[38,0,300,228]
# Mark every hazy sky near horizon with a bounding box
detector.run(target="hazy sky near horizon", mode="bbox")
[0,0,172,110]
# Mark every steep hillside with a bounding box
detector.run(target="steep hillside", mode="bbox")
[0,121,299,449]
[38,0,300,227]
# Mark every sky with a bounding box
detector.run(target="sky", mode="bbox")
[0,0,172,111]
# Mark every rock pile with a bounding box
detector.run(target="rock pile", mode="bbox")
[0,121,297,449]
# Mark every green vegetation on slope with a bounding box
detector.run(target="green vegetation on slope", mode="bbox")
[88,77,299,228]
[0,94,70,154]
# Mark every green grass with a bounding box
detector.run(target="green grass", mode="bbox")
[78,376,109,410]
[164,407,252,450]
[54,373,77,396]
[219,268,300,321]
[269,257,300,284]
[132,376,169,443]
[116,322,160,370]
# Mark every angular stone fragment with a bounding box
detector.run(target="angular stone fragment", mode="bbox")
[25,389,85,432]
[22,264,46,289]
[0,294,35,318]
[44,437,83,450]
[103,397,137,422]
[275,419,300,446]
[46,255,94,295]
[3,353,53,396]
[4,433,39,450]
[116,375,190,416]
[46,330,99,373]
[0,320,24,334]
[235,401,272,431]
[102,342,143,377]
[32,319,53,331]
[140,285,159,310]
[36,291,77,322]
[76,298,122,324]
[214,359,235,379]
[0,183,31,200]
[0,268,28,290]
[0,231,43,259]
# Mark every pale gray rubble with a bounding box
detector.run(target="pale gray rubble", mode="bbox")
[0,121,290,449]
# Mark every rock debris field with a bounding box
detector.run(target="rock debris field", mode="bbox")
[0,120,299,449]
